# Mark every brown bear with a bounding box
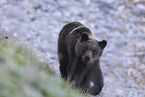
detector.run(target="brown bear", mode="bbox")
[58,22,107,95]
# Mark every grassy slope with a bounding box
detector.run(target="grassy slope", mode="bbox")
[0,39,87,97]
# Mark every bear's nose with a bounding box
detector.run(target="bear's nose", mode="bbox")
[85,55,90,61]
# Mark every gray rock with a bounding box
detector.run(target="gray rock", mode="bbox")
[132,4,145,16]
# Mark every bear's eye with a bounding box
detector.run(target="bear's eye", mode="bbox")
[93,49,98,55]
[83,46,88,51]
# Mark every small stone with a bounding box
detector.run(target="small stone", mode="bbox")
[118,5,125,11]
[63,11,71,17]
[52,10,62,18]
[85,0,90,6]
[31,16,36,21]
[132,4,145,16]
[13,33,18,37]
[119,72,126,78]
[33,4,41,10]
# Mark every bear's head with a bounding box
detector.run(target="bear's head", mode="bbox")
[75,33,107,64]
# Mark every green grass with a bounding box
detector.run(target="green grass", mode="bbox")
[0,39,87,97]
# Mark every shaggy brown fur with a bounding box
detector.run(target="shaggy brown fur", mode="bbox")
[58,22,107,95]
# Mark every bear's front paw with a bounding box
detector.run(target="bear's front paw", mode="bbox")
[67,72,74,81]
[67,76,71,81]
[67,74,72,81]
[71,80,77,86]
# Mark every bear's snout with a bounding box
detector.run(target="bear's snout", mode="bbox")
[83,50,93,62]
[84,55,91,61]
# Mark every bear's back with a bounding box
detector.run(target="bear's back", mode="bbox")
[59,22,83,37]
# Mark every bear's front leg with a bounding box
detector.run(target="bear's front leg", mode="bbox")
[67,56,78,82]
[77,66,90,86]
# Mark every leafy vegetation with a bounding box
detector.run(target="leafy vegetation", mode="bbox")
[0,39,87,97]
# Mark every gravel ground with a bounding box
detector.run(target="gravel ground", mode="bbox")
[0,0,145,97]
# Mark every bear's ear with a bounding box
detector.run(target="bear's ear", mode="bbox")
[81,33,89,42]
[98,40,107,49]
